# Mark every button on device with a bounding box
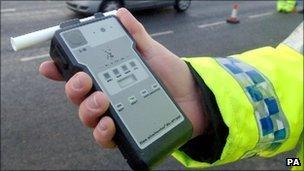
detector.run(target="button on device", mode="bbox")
[103,72,112,82]
[115,103,124,111]
[121,65,130,74]
[128,96,137,105]
[129,61,136,67]
[129,61,138,70]
[112,68,121,78]
[151,83,160,92]
[140,89,149,98]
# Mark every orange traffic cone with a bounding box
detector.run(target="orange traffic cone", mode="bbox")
[227,4,240,24]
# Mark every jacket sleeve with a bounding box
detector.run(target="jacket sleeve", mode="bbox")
[172,23,303,169]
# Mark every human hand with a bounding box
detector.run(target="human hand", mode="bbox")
[39,8,208,148]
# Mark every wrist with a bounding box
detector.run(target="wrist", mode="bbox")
[191,81,210,137]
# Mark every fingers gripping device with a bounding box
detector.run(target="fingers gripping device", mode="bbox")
[10,11,192,170]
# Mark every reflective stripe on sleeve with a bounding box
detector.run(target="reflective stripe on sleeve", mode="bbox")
[215,57,290,158]
[282,22,303,55]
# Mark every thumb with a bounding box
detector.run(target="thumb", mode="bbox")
[116,8,156,57]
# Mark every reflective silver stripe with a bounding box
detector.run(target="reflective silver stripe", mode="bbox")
[215,57,289,158]
[282,22,303,55]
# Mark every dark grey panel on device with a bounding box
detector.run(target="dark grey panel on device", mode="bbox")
[60,17,184,149]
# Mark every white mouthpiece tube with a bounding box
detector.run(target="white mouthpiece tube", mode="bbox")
[11,10,117,51]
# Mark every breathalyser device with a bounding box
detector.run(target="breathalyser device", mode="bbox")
[11,11,192,170]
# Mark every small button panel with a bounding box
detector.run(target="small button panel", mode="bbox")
[103,72,112,82]
[140,89,149,98]
[128,96,137,105]
[114,82,162,113]
[112,68,121,78]
[97,59,149,96]
[115,103,124,111]
[151,83,160,92]
[129,61,138,70]
[121,65,130,74]
[129,61,136,67]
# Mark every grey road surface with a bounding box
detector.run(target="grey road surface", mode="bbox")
[1,1,303,170]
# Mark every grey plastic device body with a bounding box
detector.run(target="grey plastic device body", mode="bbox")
[50,14,192,170]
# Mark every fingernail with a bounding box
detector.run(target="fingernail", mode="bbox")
[88,93,102,110]
[72,73,83,90]
[98,119,107,131]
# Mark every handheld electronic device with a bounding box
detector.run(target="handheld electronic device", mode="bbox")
[25,13,193,170]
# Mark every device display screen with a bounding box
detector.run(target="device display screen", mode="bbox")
[118,74,137,88]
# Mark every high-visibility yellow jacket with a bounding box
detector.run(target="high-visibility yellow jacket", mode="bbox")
[277,0,297,12]
[173,22,303,170]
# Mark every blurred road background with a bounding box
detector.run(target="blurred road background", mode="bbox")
[1,1,303,170]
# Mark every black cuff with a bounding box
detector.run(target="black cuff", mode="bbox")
[179,61,229,164]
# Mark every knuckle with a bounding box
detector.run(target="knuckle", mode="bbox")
[93,129,105,146]
[79,104,97,127]
[64,82,73,98]
[137,23,145,33]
